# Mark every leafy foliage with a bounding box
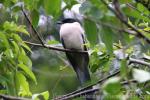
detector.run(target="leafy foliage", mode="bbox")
[0,0,150,100]
[0,21,36,96]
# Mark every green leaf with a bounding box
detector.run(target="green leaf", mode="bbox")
[90,51,109,73]
[11,33,22,42]
[90,64,99,73]
[0,75,10,83]
[4,49,14,58]
[24,0,40,10]
[100,26,113,55]
[20,47,26,55]
[3,21,29,35]
[18,63,36,84]
[44,0,61,18]
[64,0,78,9]
[144,27,150,31]
[0,32,10,49]
[103,77,121,95]
[11,0,18,3]
[104,95,120,100]
[21,42,31,52]
[11,41,20,54]
[122,31,131,44]
[5,72,16,95]
[120,59,127,77]
[16,72,32,96]
[3,21,17,30]
[89,0,101,7]
[18,49,32,67]
[47,40,59,45]
[40,91,49,100]
[90,51,99,73]
[84,19,97,45]
[91,55,109,73]
[89,6,102,19]
[32,91,49,100]
[137,3,146,12]
[0,0,5,3]
[123,7,150,22]
[16,25,29,35]
[120,0,132,3]
[129,96,140,100]
[31,9,39,27]
[11,2,21,12]
[2,1,14,8]
[0,90,7,94]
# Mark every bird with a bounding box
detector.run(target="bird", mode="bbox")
[58,18,91,85]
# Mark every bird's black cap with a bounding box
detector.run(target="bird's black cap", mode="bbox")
[62,18,77,23]
[57,18,79,24]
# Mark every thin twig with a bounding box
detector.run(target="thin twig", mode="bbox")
[24,41,88,53]
[21,6,45,46]
[129,58,150,67]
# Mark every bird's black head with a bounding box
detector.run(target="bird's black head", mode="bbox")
[57,18,78,24]
[62,18,77,23]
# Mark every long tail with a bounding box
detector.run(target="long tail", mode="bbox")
[64,50,93,99]
[75,67,94,100]
[75,66,91,85]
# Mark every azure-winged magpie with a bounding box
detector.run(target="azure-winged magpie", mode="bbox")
[58,18,91,85]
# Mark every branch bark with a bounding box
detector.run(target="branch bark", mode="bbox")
[21,6,45,46]
[0,94,31,100]
[24,41,88,53]
[53,70,120,100]
[53,79,137,100]
[129,58,150,67]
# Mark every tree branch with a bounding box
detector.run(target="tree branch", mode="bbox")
[24,41,88,53]
[53,70,120,100]
[53,79,137,100]
[129,58,150,67]
[21,6,45,46]
[101,0,150,44]
[120,79,137,85]
[0,94,31,100]
[59,88,99,100]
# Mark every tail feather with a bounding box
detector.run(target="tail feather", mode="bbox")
[75,67,91,85]
[75,67,94,100]
[64,49,93,99]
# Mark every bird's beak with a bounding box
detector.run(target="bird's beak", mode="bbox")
[57,21,63,25]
